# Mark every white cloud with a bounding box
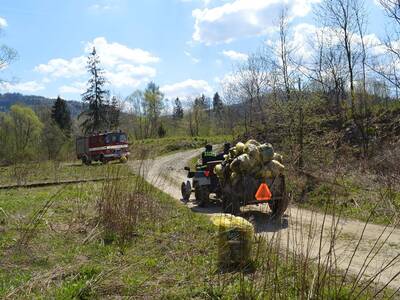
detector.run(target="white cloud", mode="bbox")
[161,79,213,99]
[90,4,113,11]
[34,56,86,78]
[192,0,320,44]
[89,0,120,11]
[0,17,7,28]
[59,81,86,94]
[35,37,159,90]
[0,81,45,93]
[105,64,157,88]
[181,0,213,5]
[85,37,159,66]
[288,23,388,61]
[184,51,201,63]
[222,50,248,61]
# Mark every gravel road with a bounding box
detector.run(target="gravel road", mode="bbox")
[130,149,400,290]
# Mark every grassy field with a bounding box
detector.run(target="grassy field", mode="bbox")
[0,161,132,186]
[129,135,231,159]
[0,174,220,298]
[0,161,397,298]
[286,168,400,226]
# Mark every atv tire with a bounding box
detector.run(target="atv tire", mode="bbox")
[268,175,289,219]
[181,181,191,203]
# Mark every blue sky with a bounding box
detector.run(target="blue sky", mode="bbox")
[0,0,388,103]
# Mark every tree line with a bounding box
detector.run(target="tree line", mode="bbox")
[219,0,400,167]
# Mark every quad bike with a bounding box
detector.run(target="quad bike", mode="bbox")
[181,160,222,207]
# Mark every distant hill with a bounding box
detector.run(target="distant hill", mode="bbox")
[0,93,83,117]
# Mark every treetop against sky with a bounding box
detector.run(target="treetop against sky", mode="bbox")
[0,0,391,101]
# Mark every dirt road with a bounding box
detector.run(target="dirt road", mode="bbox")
[130,149,400,290]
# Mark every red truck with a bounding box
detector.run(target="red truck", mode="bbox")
[76,131,130,165]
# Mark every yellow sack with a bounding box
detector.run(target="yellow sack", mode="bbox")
[258,143,274,163]
[214,164,223,178]
[266,160,285,176]
[273,152,283,163]
[245,139,261,147]
[244,143,261,162]
[211,214,254,268]
[230,154,255,174]
[235,142,245,155]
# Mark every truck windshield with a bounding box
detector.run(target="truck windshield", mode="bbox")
[119,134,127,143]
[105,133,127,144]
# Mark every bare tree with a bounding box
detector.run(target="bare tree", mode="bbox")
[374,0,400,92]
[317,0,359,113]
[126,90,150,139]
[317,0,372,156]
[0,26,17,83]
[277,9,293,102]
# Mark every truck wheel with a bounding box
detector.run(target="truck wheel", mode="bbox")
[100,155,108,164]
[82,156,91,166]
[268,175,289,219]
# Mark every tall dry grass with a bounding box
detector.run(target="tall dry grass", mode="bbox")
[207,191,400,299]
[97,165,162,246]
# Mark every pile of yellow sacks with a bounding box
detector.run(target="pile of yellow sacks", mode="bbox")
[214,139,284,182]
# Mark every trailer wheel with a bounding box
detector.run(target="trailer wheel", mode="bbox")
[222,186,240,215]
[195,186,209,207]
[223,195,240,215]
[268,175,289,219]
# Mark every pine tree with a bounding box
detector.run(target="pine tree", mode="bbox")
[80,47,109,133]
[109,96,120,129]
[212,92,223,116]
[157,123,166,138]
[195,94,209,111]
[173,97,184,119]
[51,96,72,135]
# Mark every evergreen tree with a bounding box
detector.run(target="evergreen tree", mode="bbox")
[194,94,209,110]
[173,97,184,119]
[80,47,109,133]
[157,123,166,138]
[212,92,223,115]
[109,96,120,129]
[51,96,72,135]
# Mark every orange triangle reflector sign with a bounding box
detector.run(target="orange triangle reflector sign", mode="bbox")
[255,183,272,201]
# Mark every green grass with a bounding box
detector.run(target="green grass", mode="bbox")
[289,172,400,226]
[0,161,397,298]
[0,160,131,186]
[0,179,220,299]
[130,135,231,158]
